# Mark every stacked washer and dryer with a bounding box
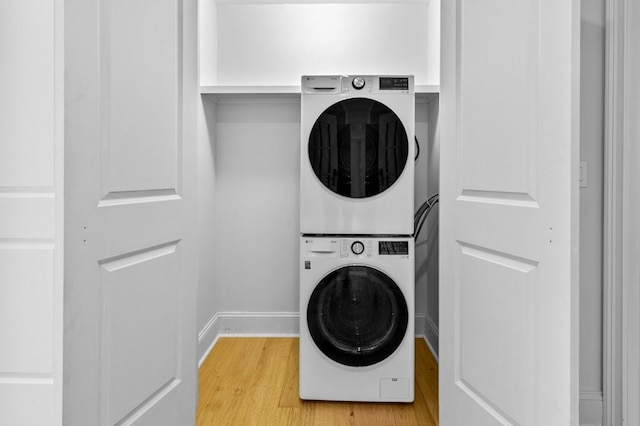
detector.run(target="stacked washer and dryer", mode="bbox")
[299,75,416,402]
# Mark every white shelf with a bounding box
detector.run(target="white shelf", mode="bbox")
[200,85,440,99]
[200,85,440,104]
[200,85,301,94]
[200,86,301,103]
[214,0,431,4]
[416,85,441,94]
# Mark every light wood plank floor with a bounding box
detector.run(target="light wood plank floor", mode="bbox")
[196,338,438,425]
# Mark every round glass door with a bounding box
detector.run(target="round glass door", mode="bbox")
[306,265,409,367]
[308,98,409,199]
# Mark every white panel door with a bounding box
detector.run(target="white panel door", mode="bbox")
[439,1,580,425]
[623,1,640,424]
[64,0,198,425]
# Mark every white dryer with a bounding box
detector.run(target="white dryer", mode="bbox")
[300,75,415,235]
[299,236,414,402]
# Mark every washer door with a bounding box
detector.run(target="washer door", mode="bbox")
[308,98,409,199]
[307,265,409,367]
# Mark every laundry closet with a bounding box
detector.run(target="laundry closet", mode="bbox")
[194,0,583,422]
[0,0,589,423]
[196,0,442,361]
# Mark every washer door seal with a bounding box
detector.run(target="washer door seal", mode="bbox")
[306,265,409,367]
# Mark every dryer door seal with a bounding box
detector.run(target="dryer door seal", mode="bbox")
[306,265,409,367]
[307,98,409,199]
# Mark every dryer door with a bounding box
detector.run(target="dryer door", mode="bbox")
[307,265,409,367]
[308,98,409,199]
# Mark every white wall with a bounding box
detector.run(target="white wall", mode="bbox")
[197,0,219,363]
[200,1,439,87]
[0,1,63,424]
[580,0,605,423]
[197,97,219,362]
[212,99,301,313]
[197,95,303,359]
[197,95,305,357]
[415,96,440,354]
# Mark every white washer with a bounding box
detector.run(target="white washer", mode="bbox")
[300,75,415,235]
[299,236,414,402]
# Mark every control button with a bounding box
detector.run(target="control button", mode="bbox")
[351,241,365,255]
[352,77,365,90]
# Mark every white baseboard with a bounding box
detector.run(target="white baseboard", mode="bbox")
[416,313,439,362]
[423,314,439,361]
[579,391,603,426]
[198,311,299,366]
[215,311,300,335]
[197,312,220,367]
[199,311,436,366]
[415,312,427,336]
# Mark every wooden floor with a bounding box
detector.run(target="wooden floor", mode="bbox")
[196,338,438,425]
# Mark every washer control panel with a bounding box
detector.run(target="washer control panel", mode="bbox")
[302,237,413,260]
[337,238,412,259]
[341,239,373,259]
[378,240,409,255]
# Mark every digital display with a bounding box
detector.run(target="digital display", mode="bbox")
[379,77,409,91]
[379,241,409,255]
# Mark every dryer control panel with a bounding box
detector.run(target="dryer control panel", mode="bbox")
[301,75,414,95]
[340,75,414,95]
[379,77,410,91]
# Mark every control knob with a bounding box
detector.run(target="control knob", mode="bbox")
[351,241,365,255]
[352,77,365,90]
